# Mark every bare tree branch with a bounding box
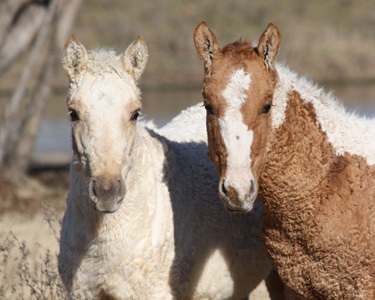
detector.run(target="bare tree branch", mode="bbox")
[0,0,61,171]
[0,0,30,46]
[6,0,83,176]
[6,46,55,176]
[55,0,83,49]
[0,3,46,74]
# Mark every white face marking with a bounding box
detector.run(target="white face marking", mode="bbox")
[219,69,255,199]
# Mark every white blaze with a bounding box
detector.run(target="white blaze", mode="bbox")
[219,69,255,201]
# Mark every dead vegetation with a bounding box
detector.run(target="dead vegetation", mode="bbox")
[0,168,68,299]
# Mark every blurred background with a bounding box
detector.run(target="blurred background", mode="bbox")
[0,1,374,298]
[1,0,375,177]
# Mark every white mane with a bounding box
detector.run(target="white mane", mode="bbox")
[156,104,207,143]
[272,64,375,165]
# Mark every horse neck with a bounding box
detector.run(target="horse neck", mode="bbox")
[260,89,335,214]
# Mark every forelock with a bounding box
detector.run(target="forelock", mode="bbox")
[84,49,129,79]
[221,40,256,61]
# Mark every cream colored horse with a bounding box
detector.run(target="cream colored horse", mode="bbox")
[58,35,276,299]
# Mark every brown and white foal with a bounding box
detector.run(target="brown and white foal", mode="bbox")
[194,22,375,299]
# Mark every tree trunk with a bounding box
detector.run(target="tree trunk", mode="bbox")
[5,46,55,177]
[0,0,82,179]
[5,0,83,178]
[0,0,60,173]
[0,0,30,46]
[0,3,47,74]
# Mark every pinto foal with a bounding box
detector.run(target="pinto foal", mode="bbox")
[194,22,375,299]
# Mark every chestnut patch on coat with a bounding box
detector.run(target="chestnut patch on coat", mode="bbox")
[206,109,228,176]
[259,91,375,298]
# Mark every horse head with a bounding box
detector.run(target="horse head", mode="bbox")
[63,35,148,213]
[194,22,280,212]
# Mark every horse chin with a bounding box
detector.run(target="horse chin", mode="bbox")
[220,194,255,213]
[92,199,123,213]
[225,205,252,214]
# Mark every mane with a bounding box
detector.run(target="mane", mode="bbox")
[138,117,158,131]
[157,103,207,143]
[272,63,375,165]
[136,104,207,145]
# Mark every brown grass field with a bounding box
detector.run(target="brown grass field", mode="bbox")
[0,0,374,298]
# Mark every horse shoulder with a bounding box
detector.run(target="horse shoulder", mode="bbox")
[315,154,375,240]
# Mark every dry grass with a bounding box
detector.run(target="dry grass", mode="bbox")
[0,215,65,299]
[0,213,66,299]
[0,170,69,299]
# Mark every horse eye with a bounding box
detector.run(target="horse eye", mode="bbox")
[262,104,272,114]
[69,109,79,122]
[131,110,141,121]
[204,104,214,115]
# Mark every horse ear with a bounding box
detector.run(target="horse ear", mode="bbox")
[257,23,281,69]
[62,35,88,79]
[122,36,148,82]
[194,21,221,75]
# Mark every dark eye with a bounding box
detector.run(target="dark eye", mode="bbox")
[131,109,141,121]
[204,103,214,115]
[262,103,272,114]
[68,108,79,122]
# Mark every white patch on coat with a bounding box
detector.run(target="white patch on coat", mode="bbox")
[195,249,233,299]
[219,69,255,199]
[271,64,375,165]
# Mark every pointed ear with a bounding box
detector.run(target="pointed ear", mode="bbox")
[194,21,221,75]
[62,35,88,79]
[122,36,148,82]
[257,23,281,69]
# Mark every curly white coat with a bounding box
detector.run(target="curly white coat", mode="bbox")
[58,36,273,300]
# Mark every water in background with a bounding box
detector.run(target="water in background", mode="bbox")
[32,84,375,164]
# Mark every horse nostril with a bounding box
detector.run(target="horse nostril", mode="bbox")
[89,177,125,201]
[221,179,228,196]
[117,177,126,197]
[88,179,97,200]
[249,180,255,194]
